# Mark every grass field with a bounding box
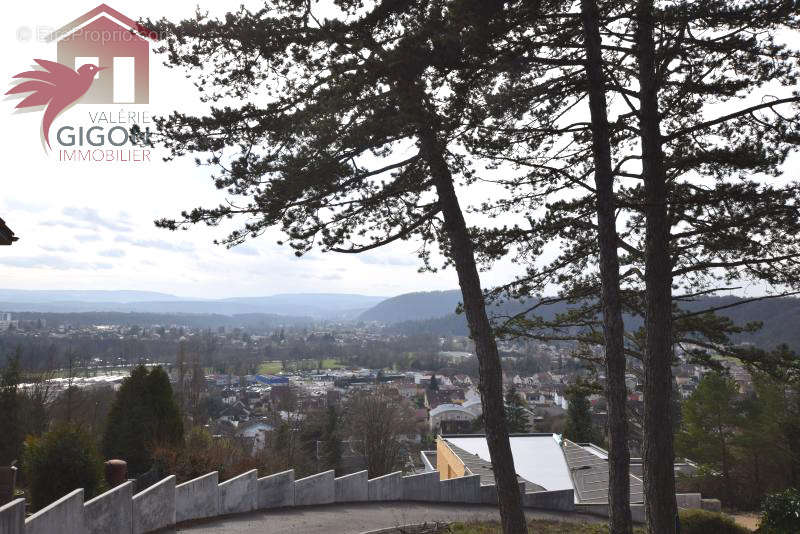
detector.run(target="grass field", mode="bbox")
[257,359,343,374]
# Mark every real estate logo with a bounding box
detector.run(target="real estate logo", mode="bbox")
[5,4,157,162]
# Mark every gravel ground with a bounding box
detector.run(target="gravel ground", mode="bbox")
[173,502,606,534]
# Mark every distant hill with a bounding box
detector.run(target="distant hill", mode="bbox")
[0,289,186,303]
[363,290,800,352]
[359,290,465,322]
[8,311,312,329]
[358,289,554,323]
[223,293,385,316]
[0,290,386,318]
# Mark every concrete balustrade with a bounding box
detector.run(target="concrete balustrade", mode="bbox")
[401,472,440,502]
[219,470,258,515]
[132,476,175,534]
[523,489,575,512]
[295,470,335,506]
[8,467,705,533]
[258,470,294,509]
[25,489,85,534]
[176,472,219,523]
[631,504,646,523]
[368,472,402,501]
[0,498,25,534]
[676,493,702,509]
[479,482,526,505]
[84,482,133,534]
[701,498,722,512]
[440,474,481,504]
[335,470,368,502]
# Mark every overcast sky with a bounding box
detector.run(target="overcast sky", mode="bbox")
[4,2,796,302]
[0,1,531,299]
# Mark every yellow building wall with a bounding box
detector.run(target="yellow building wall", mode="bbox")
[436,436,467,481]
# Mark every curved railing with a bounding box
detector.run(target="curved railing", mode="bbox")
[0,469,575,534]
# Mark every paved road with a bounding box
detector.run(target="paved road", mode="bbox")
[173,503,604,533]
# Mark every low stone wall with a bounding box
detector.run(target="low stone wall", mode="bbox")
[523,489,575,512]
[132,476,175,534]
[11,467,710,533]
[25,489,85,534]
[402,472,440,502]
[84,482,133,534]
[258,470,294,509]
[676,493,702,509]
[631,504,646,523]
[701,498,722,512]
[335,471,368,503]
[176,472,219,523]
[368,472,402,502]
[295,470,335,506]
[440,474,481,504]
[220,470,258,515]
[479,482,526,505]
[0,498,25,534]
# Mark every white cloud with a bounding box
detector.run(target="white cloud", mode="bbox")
[98,249,126,258]
[115,235,195,253]
[75,234,102,243]
[0,255,113,271]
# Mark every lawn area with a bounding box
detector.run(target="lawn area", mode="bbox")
[257,358,343,374]
[257,361,283,374]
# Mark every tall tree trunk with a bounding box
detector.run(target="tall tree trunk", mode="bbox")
[636,1,678,532]
[423,129,527,534]
[394,73,527,533]
[580,0,632,532]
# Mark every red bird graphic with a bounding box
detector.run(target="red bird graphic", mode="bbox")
[6,59,106,149]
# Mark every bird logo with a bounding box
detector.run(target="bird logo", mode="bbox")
[6,59,106,149]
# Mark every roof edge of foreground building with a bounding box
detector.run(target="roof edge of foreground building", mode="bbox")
[0,217,18,245]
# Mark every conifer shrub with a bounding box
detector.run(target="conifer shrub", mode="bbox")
[23,425,103,511]
[759,488,800,533]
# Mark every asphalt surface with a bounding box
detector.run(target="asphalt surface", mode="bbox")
[173,502,605,533]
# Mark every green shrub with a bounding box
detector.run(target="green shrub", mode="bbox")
[759,488,800,533]
[22,425,103,511]
[678,509,748,534]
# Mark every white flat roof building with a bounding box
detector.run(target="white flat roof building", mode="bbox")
[447,434,573,491]
[440,433,645,504]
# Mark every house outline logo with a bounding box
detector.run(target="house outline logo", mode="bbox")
[45,3,157,105]
[5,4,158,154]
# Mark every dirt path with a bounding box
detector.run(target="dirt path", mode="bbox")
[731,513,759,531]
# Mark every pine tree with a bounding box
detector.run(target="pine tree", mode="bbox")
[579,0,631,529]
[148,3,532,530]
[504,385,529,433]
[102,366,184,475]
[564,382,601,444]
[177,341,186,415]
[0,351,22,466]
[675,372,742,503]
[429,373,439,392]
[469,2,800,531]
[321,405,342,474]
